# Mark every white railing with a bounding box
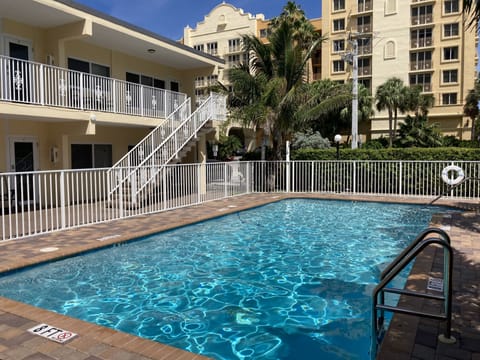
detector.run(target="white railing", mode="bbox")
[108,93,227,206]
[1,160,479,241]
[0,55,186,118]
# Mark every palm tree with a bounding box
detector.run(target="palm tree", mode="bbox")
[463,78,480,140]
[406,85,435,117]
[397,115,443,148]
[375,77,408,147]
[228,7,324,159]
[463,0,480,28]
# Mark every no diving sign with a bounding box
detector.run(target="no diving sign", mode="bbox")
[28,323,77,343]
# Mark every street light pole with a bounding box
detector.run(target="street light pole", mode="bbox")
[334,134,342,160]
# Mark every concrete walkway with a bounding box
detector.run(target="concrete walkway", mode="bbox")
[0,193,478,359]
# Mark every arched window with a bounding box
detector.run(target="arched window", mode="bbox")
[384,40,396,59]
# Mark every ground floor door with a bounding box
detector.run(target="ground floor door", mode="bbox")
[8,137,39,205]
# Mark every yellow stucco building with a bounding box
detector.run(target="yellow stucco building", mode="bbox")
[0,0,224,173]
[322,0,478,141]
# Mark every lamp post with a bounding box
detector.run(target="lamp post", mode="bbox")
[334,134,342,160]
[212,143,219,159]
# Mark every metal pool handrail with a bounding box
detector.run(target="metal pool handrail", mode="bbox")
[371,228,454,358]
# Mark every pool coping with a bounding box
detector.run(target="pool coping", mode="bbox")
[0,193,478,359]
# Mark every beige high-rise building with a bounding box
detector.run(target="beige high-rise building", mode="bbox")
[322,0,478,141]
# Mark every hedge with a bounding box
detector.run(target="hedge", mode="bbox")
[292,147,480,161]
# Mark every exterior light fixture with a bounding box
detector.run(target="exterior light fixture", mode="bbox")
[334,134,342,160]
[147,48,156,54]
[212,143,219,159]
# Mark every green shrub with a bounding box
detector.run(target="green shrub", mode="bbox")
[292,147,480,161]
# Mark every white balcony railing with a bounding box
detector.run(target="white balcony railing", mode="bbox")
[1,160,479,241]
[0,55,186,119]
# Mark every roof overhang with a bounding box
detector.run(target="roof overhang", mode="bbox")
[0,0,224,70]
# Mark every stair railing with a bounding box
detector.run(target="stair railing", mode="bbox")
[371,227,455,358]
[108,93,226,207]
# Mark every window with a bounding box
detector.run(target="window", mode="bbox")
[227,54,241,67]
[333,39,345,52]
[206,42,218,55]
[333,60,345,72]
[410,73,431,91]
[194,44,204,52]
[443,46,459,61]
[384,40,395,58]
[411,28,433,47]
[357,16,371,32]
[333,18,345,32]
[385,0,396,14]
[444,0,459,14]
[443,69,458,83]
[228,38,241,53]
[358,37,372,55]
[71,144,112,169]
[195,76,205,87]
[170,81,179,92]
[442,93,457,105]
[358,78,371,92]
[259,29,270,38]
[358,0,371,12]
[411,5,433,25]
[333,0,345,11]
[207,75,218,85]
[444,23,459,37]
[68,58,110,77]
[126,72,165,89]
[358,58,371,75]
[410,51,432,69]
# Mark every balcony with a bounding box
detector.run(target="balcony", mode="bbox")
[359,66,372,76]
[358,1,372,13]
[411,37,433,48]
[411,14,433,26]
[0,55,186,119]
[355,24,372,34]
[410,60,433,71]
[358,44,372,55]
[411,83,432,92]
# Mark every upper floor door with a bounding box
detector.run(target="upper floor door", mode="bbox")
[4,37,33,101]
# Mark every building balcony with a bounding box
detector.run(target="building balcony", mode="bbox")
[410,60,433,71]
[358,45,372,55]
[411,38,433,48]
[354,24,372,34]
[0,55,186,120]
[359,66,372,76]
[357,1,373,13]
[411,15,433,26]
[411,83,432,92]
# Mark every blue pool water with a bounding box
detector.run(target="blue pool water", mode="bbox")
[0,199,452,359]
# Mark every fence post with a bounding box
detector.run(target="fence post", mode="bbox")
[399,161,403,196]
[224,163,228,198]
[40,64,45,105]
[60,171,66,229]
[353,161,357,194]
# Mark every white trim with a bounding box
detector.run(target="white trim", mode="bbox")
[3,34,33,59]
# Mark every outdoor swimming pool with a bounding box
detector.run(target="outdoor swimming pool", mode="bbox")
[0,199,452,359]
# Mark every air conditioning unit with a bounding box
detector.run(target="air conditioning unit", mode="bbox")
[413,64,418,70]
[46,54,55,65]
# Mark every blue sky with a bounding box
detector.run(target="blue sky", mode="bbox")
[74,0,321,40]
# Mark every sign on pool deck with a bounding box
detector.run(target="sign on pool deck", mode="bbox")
[28,323,77,343]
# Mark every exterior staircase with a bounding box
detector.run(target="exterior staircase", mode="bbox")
[108,93,227,209]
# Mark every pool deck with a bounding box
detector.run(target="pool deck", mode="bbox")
[0,193,478,360]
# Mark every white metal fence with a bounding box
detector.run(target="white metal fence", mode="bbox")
[1,160,478,241]
[0,55,186,118]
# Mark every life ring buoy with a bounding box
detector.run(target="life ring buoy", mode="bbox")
[441,165,465,186]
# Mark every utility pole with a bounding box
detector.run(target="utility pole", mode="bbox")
[342,36,359,149]
[351,38,358,149]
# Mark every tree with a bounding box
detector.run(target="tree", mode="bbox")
[228,4,325,159]
[406,85,435,117]
[463,0,480,28]
[375,77,408,147]
[463,78,480,141]
[396,115,443,148]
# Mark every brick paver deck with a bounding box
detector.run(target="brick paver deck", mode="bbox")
[0,193,478,359]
